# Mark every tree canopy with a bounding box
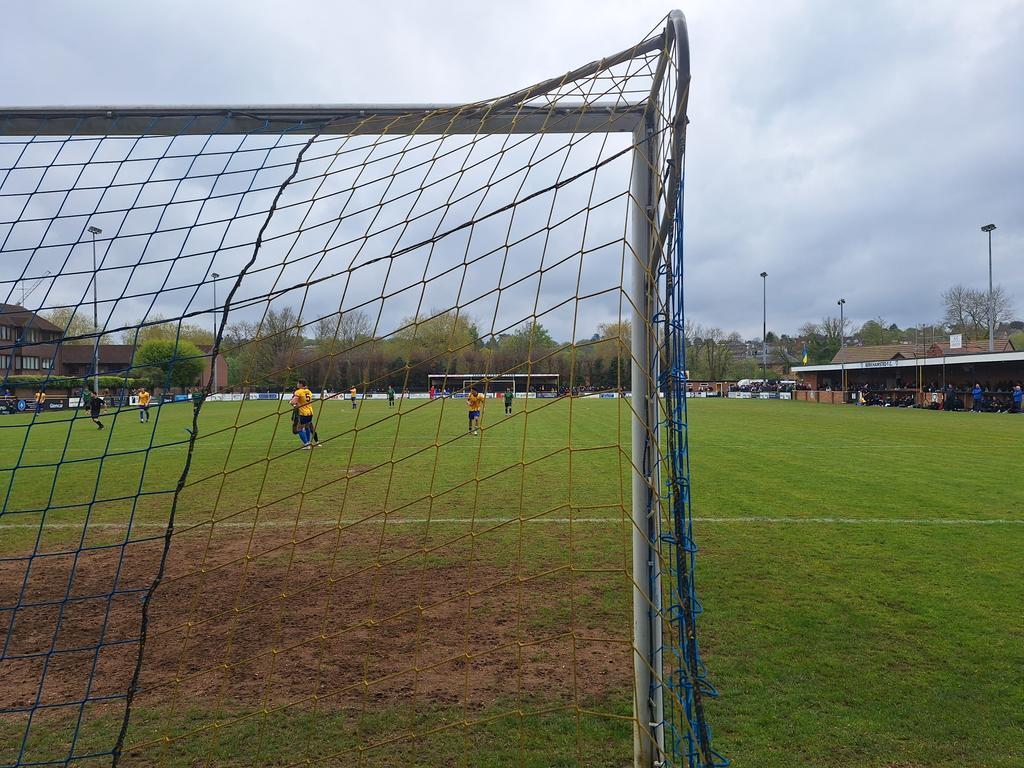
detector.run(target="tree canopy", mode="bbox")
[41,307,100,345]
[942,284,1014,340]
[133,339,206,390]
[121,314,213,346]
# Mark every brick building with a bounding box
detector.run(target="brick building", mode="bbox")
[1,304,227,395]
[0,304,64,376]
[792,337,1024,403]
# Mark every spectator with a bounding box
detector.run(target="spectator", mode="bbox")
[1013,385,1023,414]
[971,382,983,412]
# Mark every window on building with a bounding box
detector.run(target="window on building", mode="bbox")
[0,354,10,368]
[20,356,40,370]
[41,358,52,370]
[20,328,40,343]
[0,326,13,340]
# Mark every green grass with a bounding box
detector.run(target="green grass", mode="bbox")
[1,398,1022,766]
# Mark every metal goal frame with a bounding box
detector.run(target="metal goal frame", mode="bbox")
[0,11,715,767]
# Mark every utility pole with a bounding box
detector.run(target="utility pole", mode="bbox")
[87,226,103,395]
[981,224,996,352]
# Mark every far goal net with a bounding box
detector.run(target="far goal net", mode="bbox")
[0,11,722,768]
[427,373,559,397]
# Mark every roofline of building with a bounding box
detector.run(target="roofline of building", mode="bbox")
[793,349,1024,373]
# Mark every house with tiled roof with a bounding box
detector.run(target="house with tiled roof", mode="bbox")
[0,304,63,376]
[2,305,227,396]
[830,337,1013,365]
[62,344,227,388]
[794,335,1024,398]
[59,344,137,377]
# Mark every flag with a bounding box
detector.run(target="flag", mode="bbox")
[801,343,809,365]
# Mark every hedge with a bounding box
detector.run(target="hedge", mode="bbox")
[1,375,143,391]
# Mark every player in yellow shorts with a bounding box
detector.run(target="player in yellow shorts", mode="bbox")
[466,388,484,435]
[138,387,151,423]
[291,379,317,449]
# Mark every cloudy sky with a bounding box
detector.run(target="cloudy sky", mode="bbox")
[2,0,1022,340]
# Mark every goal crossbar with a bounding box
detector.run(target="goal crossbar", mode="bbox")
[0,103,646,137]
[0,26,669,138]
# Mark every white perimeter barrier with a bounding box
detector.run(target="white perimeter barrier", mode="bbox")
[727,391,792,400]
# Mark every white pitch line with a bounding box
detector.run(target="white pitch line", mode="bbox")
[0,516,1022,530]
[698,516,1024,525]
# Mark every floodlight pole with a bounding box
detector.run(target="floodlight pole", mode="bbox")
[87,225,102,395]
[760,272,768,380]
[630,117,664,767]
[982,224,996,352]
[211,272,220,392]
[837,298,846,396]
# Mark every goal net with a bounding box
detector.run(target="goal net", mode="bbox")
[0,11,722,767]
[427,373,559,397]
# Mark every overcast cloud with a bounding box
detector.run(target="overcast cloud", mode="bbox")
[2,0,1022,340]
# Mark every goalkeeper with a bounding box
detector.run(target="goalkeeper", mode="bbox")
[504,388,513,415]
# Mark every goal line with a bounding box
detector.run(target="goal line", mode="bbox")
[3,516,1019,530]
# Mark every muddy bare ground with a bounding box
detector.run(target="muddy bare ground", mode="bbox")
[1,523,632,722]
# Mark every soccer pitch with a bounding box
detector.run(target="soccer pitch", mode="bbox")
[2,398,1022,766]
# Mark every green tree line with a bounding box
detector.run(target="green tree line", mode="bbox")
[218,308,633,391]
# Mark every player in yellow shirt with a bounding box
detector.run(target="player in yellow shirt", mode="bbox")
[137,387,152,423]
[290,378,317,449]
[466,387,484,435]
[349,386,358,410]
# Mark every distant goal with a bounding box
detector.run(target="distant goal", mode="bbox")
[427,373,559,396]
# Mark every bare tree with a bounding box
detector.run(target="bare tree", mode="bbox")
[683,318,697,347]
[943,284,1014,339]
[819,315,844,343]
[800,318,842,364]
[220,307,301,386]
[314,309,372,350]
[41,307,97,344]
[982,286,1015,337]
[942,284,973,336]
[310,310,375,389]
[692,326,732,380]
[798,321,820,338]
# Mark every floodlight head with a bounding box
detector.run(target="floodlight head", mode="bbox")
[87,226,102,235]
[837,298,845,306]
[211,272,220,279]
[760,271,767,278]
[981,224,996,232]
